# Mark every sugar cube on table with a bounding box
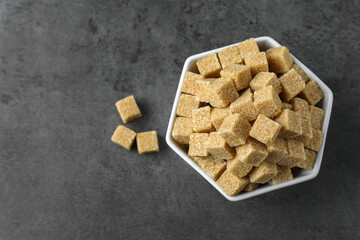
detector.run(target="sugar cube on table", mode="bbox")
[115,95,142,123]
[136,131,159,154]
[111,125,137,150]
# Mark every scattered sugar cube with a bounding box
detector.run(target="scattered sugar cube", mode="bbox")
[176,94,201,118]
[299,80,324,105]
[218,114,251,147]
[172,117,193,145]
[236,137,268,167]
[269,165,293,185]
[244,52,269,77]
[209,77,239,108]
[275,109,302,139]
[250,72,282,94]
[244,183,259,192]
[211,107,231,130]
[196,53,222,77]
[305,128,323,152]
[238,38,260,59]
[206,132,235,160]
[192,106,214,133]
[230,88,259,121]
[217,171,250,196]
[220,64,252,91]
[279,69,306,101]
[248,162,278,184]
[195,78,216,103]
[188,133,210,157]
[282,101,292,110]
[310,106,325,130]
[218,45,243,68]
[290,97,311,120]
[266,46,293,73]
[278,139,305,168]
[249,114,282,144]
[193,156,226,180]
[297,149,317,170]
[227,154,253,178]
[115,95,142,123]
[111,125,137,150]
[182,71,204,95]
[254,86,282,118]
[136,131,159,154]
[291,64,309,82]
[264,138,288,164]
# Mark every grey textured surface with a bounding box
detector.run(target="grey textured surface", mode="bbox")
[0,0,359,239]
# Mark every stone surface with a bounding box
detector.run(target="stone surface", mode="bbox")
[0,0,359,239]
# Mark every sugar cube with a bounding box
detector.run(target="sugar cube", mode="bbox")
[196,53,222,77]
[193,156,226,180]
[226,155,253,178]
[275,109,302,139]
[279,69,306,101]
[249,114,282,144]
[305,128,323,152]
[254,85,282,118]
[230,88,259,121]
[182,71,204,95]
[243,183,259,192]
[111,125,136,150]
[217,171,250,196]
[277,139,305,168]
[209,77,239,108]
[218,45,243,68]
[195,78,216,103]
[269,165,293,185]
[220,63,252,91]
[291,64,308,82]
[176,94,201,118]
[188,133,210,157]
[266,46,293,73]
[244,52,269,77]
[297,149,317,170]
[211,107,231,130]
[238,38,260,59]
[136,131,159,154]
[310,106,325,130]
[192,106,214,133]
[235,137,268,167]
[250,72,282,94]
[290,97,311,120]
[171,117,193,145]
[206,132,235,160]
[115,95,142,123]
[218,114,251,147]
[264,138,288,164]
[248,162,278,184]
[299,80,324,105]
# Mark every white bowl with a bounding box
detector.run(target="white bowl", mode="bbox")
[166,36,333,201]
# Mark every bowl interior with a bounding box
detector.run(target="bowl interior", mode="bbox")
[166,36,333,201]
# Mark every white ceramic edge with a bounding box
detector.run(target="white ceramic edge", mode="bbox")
[166,36,333,202]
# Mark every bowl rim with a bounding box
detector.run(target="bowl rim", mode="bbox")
[166,36,333,201]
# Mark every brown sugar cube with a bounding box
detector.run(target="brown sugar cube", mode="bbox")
[305,128,323,152]
[269,165,293,185]
[192,106,214,133]
[195,78,216,103]
[244,52,269,77]
[291,64,309,82]
[115,95,142,123]
[282,101,292,110]
[220,64,252,91]
[238,38,260,59]
[310,106,325,130]
[227,154,253,178]
[249,114,282,144]
[209,77,239,108]
[250,72,282,94]
[230,88,259,121]
[211,107,231,130]
[290,97,311,120]
[181,71,204,95]
[193,156,226,180]
[299,80,324,105]
[218,45,243,68]
[243,183,259,192]
[248,162,278,184]
[196,53,222,78]
[236,137,268,167]
[171,117,193,145]
[176,94,201,118]
[266,46,293,73]
[206,132,235,160]
[264,138,288,164]
[254,86,282,118]
[297,149,317,170]
[278,140,305,168]
[188,133,210,157]
[111,125,137,150]
[218,114,251,147]
[136,131,159,154]
[275,109,302,139]
[217,171,250,196]
[279,69,306,102]
[292,117,313,144]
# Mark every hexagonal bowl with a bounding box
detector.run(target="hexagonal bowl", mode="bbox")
[166,36,333,201]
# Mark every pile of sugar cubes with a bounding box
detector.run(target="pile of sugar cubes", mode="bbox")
[111,95,159,154]
[172,38,325,196]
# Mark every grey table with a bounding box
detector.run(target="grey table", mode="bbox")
[0,0,359,239]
